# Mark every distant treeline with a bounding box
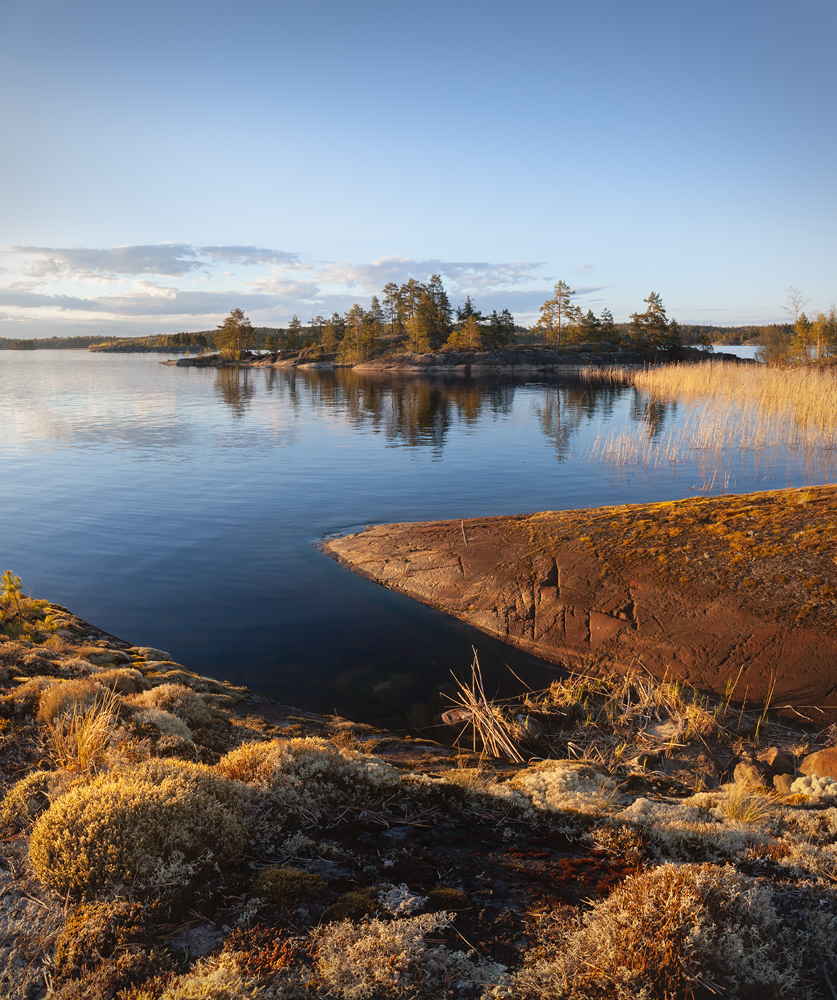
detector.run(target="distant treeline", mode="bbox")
[691,324,792,346]
[89,332,210,352]
[0,335,114,350]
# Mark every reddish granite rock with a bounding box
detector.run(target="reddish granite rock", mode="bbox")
[325,485,837,724]
[799,748,837,779]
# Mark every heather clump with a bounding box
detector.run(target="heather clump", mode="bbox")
[129,682,214,727]
[0,768,78,831]
[36,677,103,724]
[514,863,800,999]
[29,759,247,895]
[314,912,507,998]
[216,736,402,825]
[50,899,168,999]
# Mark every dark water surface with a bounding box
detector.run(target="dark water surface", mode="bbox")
[0,351,816,729]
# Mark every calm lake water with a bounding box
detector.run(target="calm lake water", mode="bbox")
[0,349,820,728]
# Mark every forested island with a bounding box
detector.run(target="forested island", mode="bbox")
[5,276,835,363]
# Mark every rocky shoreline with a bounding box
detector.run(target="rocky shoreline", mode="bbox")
[2,572,837,998]
[164,343,747,372]
[325,484,837,725]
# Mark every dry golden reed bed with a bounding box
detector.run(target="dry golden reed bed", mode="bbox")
[583,360,837,481]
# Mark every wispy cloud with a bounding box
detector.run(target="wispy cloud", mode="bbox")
[7,243,304,280]
[0,285,282,317]
[199,246,306,269]
[0,244,562,334]
[317,256,546,293]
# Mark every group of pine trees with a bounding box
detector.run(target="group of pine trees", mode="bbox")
[760,306,837,365]
[532,281,692,351]
[216,275,517,360]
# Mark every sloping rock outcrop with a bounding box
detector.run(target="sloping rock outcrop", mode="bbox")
[325,485,837,722]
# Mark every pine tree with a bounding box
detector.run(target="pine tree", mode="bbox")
[790,312,813,362]
[485,309,516,347]
[406,314,431,353]
[444,315,483,351]
[340,304,367,362]
[382,282,404,337]
[533,281,574,347]
[286,315,303,351]
[456,296,483,324]
[580,309,602,342]
[629,292,680,351]
[599,308,617,341]
[215,308,254,358]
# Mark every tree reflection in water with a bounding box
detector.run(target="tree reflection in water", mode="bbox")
[214,367,256,418]
[213,367,680,457]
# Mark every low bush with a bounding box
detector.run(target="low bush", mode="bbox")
[29,759,246,895]
[216,737,401,825]
[516,862,800,999]
[36,678,103,724]
[52,900,151,983]
[315,911,506,997]
[130,683,213,727]
[95,666,148,694]
[251,866,324,905]
[121,954,260,1000]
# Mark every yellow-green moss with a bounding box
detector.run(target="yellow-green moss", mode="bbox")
[251,866,324,905]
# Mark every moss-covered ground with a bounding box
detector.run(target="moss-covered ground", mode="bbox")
[2,589,837,999]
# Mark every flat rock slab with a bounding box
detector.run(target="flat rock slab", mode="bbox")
[325,485,837,724]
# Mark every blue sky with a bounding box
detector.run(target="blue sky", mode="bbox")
[1,0,835,336]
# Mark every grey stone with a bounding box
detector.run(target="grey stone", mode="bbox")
[773,773,795,795]
[733,761,770,787]
[132,646,173,662]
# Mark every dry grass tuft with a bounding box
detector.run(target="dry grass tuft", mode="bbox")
[43,685,121,773]
[448,656,725,769]
[449,652,528,762]
[723,784,775,826]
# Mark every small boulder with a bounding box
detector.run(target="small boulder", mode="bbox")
[733,761,771,787]
[773,773,795,795]
[757,746,795,775]
[799,748,837,780]
[131,647,173,662]
[86,649,132,667]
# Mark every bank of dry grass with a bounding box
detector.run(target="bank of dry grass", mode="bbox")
[583,361,837,479]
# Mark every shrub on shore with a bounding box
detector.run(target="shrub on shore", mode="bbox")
[515,862,801,999]
[216,736,402,825]
[29,759,246,895]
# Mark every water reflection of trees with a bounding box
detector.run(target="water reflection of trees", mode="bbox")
[248,370,681,456]
[214,367,255,417]
[629,392,679,440]
[536,381,625,457]
[290,372,516,453]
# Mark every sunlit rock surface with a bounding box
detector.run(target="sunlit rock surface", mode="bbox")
[325,484,837,723]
